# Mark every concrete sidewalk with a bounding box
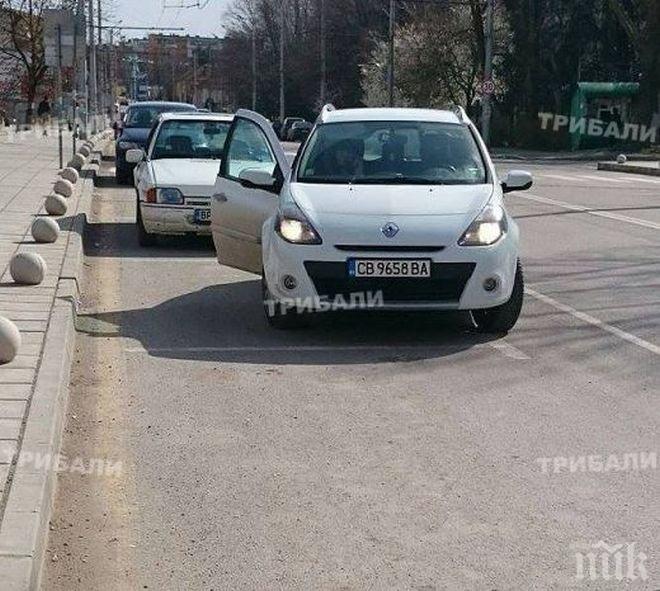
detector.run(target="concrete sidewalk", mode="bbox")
[0,130,105,589]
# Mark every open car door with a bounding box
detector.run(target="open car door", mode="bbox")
[211,109,292,274]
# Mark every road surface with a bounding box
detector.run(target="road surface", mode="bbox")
[44,151,659,590]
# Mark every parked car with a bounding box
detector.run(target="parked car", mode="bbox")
[210,106,533,332]
[126,111,233,246]
[115,101,196,185]
[280,117,304,140]
[288,120,313,142]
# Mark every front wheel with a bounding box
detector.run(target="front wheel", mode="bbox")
[262,274,310,329]
[136,200,157,247]
[471,262,524,334]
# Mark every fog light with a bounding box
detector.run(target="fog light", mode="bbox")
[282,275,298,290]
[483,277,498,292]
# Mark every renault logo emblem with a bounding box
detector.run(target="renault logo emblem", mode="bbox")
[381,222,399,238]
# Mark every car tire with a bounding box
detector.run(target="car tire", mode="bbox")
[471,261,524,334]
[261,274,310,329]
[116,168,131,185]
[136,199,157,247]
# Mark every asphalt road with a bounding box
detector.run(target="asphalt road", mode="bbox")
[44,150,659,590]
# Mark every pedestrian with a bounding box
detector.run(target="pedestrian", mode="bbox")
[37,96,51,137]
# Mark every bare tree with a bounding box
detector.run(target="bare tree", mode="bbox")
[0,0,54,122]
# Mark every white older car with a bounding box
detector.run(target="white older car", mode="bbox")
[127,112,234,246]
[211,107,532,333]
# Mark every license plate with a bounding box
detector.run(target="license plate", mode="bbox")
[348,259,432,278]
[193,208,211,224]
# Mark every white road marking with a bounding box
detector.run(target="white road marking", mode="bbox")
[488,341,531,360]
[578,174,629,183]
[125,342,529,360]
[106,257,217,263]
[612,176,660,184]
[539,174,588,183]
[526,287,660,357]
[517,192,660,231]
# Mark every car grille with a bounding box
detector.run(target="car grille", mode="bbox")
[303,261,476,303]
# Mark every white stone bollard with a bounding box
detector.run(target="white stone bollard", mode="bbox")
[10,252,47,285]
[54,178,74,198]
[45,194,68,216]
[60,167,79,184]
[79,145,91,158]
[68,154,86,170]
[617,154,627,164]
[31,217,60,243]
[0,316,21,364]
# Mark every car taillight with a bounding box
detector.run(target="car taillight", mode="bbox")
[146,188,157,203]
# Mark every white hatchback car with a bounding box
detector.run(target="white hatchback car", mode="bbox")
[211,107,533,333]
[127,112,233,246]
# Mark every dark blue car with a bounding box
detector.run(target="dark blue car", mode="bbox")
[115,101,196,184]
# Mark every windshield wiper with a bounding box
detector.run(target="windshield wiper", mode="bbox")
[352,176,445,185]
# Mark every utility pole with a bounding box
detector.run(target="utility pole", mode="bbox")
[251,20,257,110]
[481,0,494,146]
[97,0,104,117]
[72,2,80,152]
[193,48,198,105]
[56,24,64,168]
[88,0,97,132]
[279,0,285,122]
[319,0,326,105]
[388,0,395,107]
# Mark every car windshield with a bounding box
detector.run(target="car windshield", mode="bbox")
[125,105,193,128]
[151,120,231,160]
[297,121,487,185]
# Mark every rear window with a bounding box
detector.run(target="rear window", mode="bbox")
[125,105,194,128]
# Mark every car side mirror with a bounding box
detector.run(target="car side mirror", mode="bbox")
[126,149,145,164]
[502,170,533,194]
[239,168,277,191]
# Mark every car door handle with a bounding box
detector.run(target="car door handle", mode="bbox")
[213,193,227,203]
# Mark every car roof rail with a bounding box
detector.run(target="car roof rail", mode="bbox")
[317,103,336,124]
[441,103,467,123]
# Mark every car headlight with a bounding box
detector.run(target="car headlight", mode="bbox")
[118,141,139,151]
[157,188,184,205]
[459,203,508,246]
[275,204,321,245]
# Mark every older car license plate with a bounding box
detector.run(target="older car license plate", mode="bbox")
[348,259,432,278]
[193,208,211,224]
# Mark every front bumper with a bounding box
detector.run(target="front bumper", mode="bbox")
[140,203,212,236]
[262,222,520,312]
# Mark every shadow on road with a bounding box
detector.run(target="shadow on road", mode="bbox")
[83,220,215,258]
[77,280,495,365]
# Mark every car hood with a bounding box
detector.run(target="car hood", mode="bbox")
[289,183,494,247]
[151,159,221,196]
[118,127,151,145]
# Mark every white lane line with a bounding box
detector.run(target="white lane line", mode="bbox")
[578,174,629,183]
[126,344,478,354]
[489,341,531,360]
[526,287,660,357]
[105,257,217,263]
[517,192,660,231]
[611,176,660,185]
[125,342,530,361]
[539,174,588,183]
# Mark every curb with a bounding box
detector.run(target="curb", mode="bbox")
[597,162,660,177]
[0,136,108,590]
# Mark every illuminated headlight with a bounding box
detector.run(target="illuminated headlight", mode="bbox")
[275,204,321,245]
[459,204,508,246]
[157,188,184,205]
[118,141,139,151]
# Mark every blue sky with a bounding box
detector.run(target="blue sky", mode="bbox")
[112,0,234,38]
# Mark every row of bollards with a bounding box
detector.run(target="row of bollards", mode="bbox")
[0,131,112,364]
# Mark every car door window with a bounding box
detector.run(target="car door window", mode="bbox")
[224,118,277,180]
